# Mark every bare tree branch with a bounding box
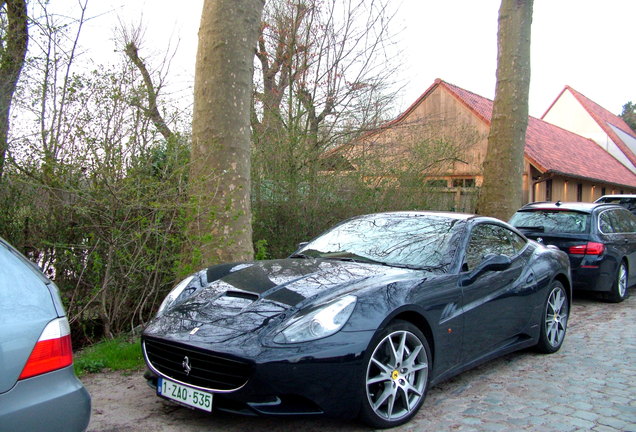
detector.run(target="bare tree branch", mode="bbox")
[124,40,174,141]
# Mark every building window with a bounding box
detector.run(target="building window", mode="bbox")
[452,178,475,188]
[577,183,583,202]
[425,179,448,188]
[602,187,606,196]
[546,179,552,201]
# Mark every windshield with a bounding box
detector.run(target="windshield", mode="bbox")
[297,213,463,271]
[510,210,590,234]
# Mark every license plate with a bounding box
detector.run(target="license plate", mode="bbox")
[157,377,213,412]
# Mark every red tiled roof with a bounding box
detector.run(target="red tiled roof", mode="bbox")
[438,80,636,188]
[524,118,636,188]
[542,86,636,166]
[439,80,494,124]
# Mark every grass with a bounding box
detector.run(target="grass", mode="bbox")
[74,336,145,377]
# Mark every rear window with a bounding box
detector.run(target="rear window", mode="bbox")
[509,210,590,234]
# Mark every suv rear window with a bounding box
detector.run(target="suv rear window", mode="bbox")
[509,210,590,234]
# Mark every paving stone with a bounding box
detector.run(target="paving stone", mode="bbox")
[597,416,628,430]
[571,401,594,411]
[593,425,621,432]
[572,410,599,422]
[567,417,597,429]
[547,405,574,416]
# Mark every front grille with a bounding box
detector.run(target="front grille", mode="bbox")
[143,337,251,392]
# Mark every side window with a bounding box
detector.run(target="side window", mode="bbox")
[464,224,519,271]
[507,230,527,254]
[599,211,615,233]
[611,209,636,233]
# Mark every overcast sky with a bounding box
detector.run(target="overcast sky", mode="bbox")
[71,0,635,119]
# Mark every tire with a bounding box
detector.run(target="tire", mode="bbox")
[605,261,629,303]
[536,281,569,354]
[359,320,430,428]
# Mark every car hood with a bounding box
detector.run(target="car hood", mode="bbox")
[144,258,420,342]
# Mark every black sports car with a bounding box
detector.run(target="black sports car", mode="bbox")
[142,211,571,428]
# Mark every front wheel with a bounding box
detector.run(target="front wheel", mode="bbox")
[605,261,629,303]
[359,320,430,428]
[536,281,569,354]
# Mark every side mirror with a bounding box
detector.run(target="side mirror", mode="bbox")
[461,254,512,286]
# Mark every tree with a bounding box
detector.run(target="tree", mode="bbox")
[252,0,397,185]
[476,0,533,220]
[0,0,27,179]
[188,0,265,266]
[620,101,636,132]
[251,0,399,257]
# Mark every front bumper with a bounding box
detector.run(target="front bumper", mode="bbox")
[143,330,374,419]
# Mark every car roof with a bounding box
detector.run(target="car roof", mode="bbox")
[517,201,623,214]
[595,194,636,200]
[357,211,476,221]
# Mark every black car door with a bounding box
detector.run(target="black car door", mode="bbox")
[599,208,636,287]
[459,223,534,363]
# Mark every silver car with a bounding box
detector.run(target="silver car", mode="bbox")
[0,237,91,431]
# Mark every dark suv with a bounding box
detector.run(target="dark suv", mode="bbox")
[509,202,636,302]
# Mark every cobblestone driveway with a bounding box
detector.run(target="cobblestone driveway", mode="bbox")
[84,293,635,432]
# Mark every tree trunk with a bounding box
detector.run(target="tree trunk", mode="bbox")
[476,0,533,220]
[0,0,28,179]
[187,0,264,266]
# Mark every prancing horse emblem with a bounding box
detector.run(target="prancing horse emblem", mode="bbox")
[182,356,192,375]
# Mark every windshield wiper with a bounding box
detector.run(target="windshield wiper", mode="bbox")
[321,252,381,264]
[290,253,311,259]
[386,263,447,272]
[289,248,321,259]
[324,256,441,272]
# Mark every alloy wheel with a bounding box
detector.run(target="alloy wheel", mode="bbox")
[545,286,568,348]
[365,329,428,423]
[617,263,628,298]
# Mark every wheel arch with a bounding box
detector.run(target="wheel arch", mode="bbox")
[553,272,572,304]
[390,310,436,363]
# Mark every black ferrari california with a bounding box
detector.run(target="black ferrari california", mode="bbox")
[142,211,571,428]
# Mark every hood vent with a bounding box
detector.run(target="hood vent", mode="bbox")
[224,290,259,301]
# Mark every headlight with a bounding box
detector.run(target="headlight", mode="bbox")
[273,295,357,344]
[157,275,195,316]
